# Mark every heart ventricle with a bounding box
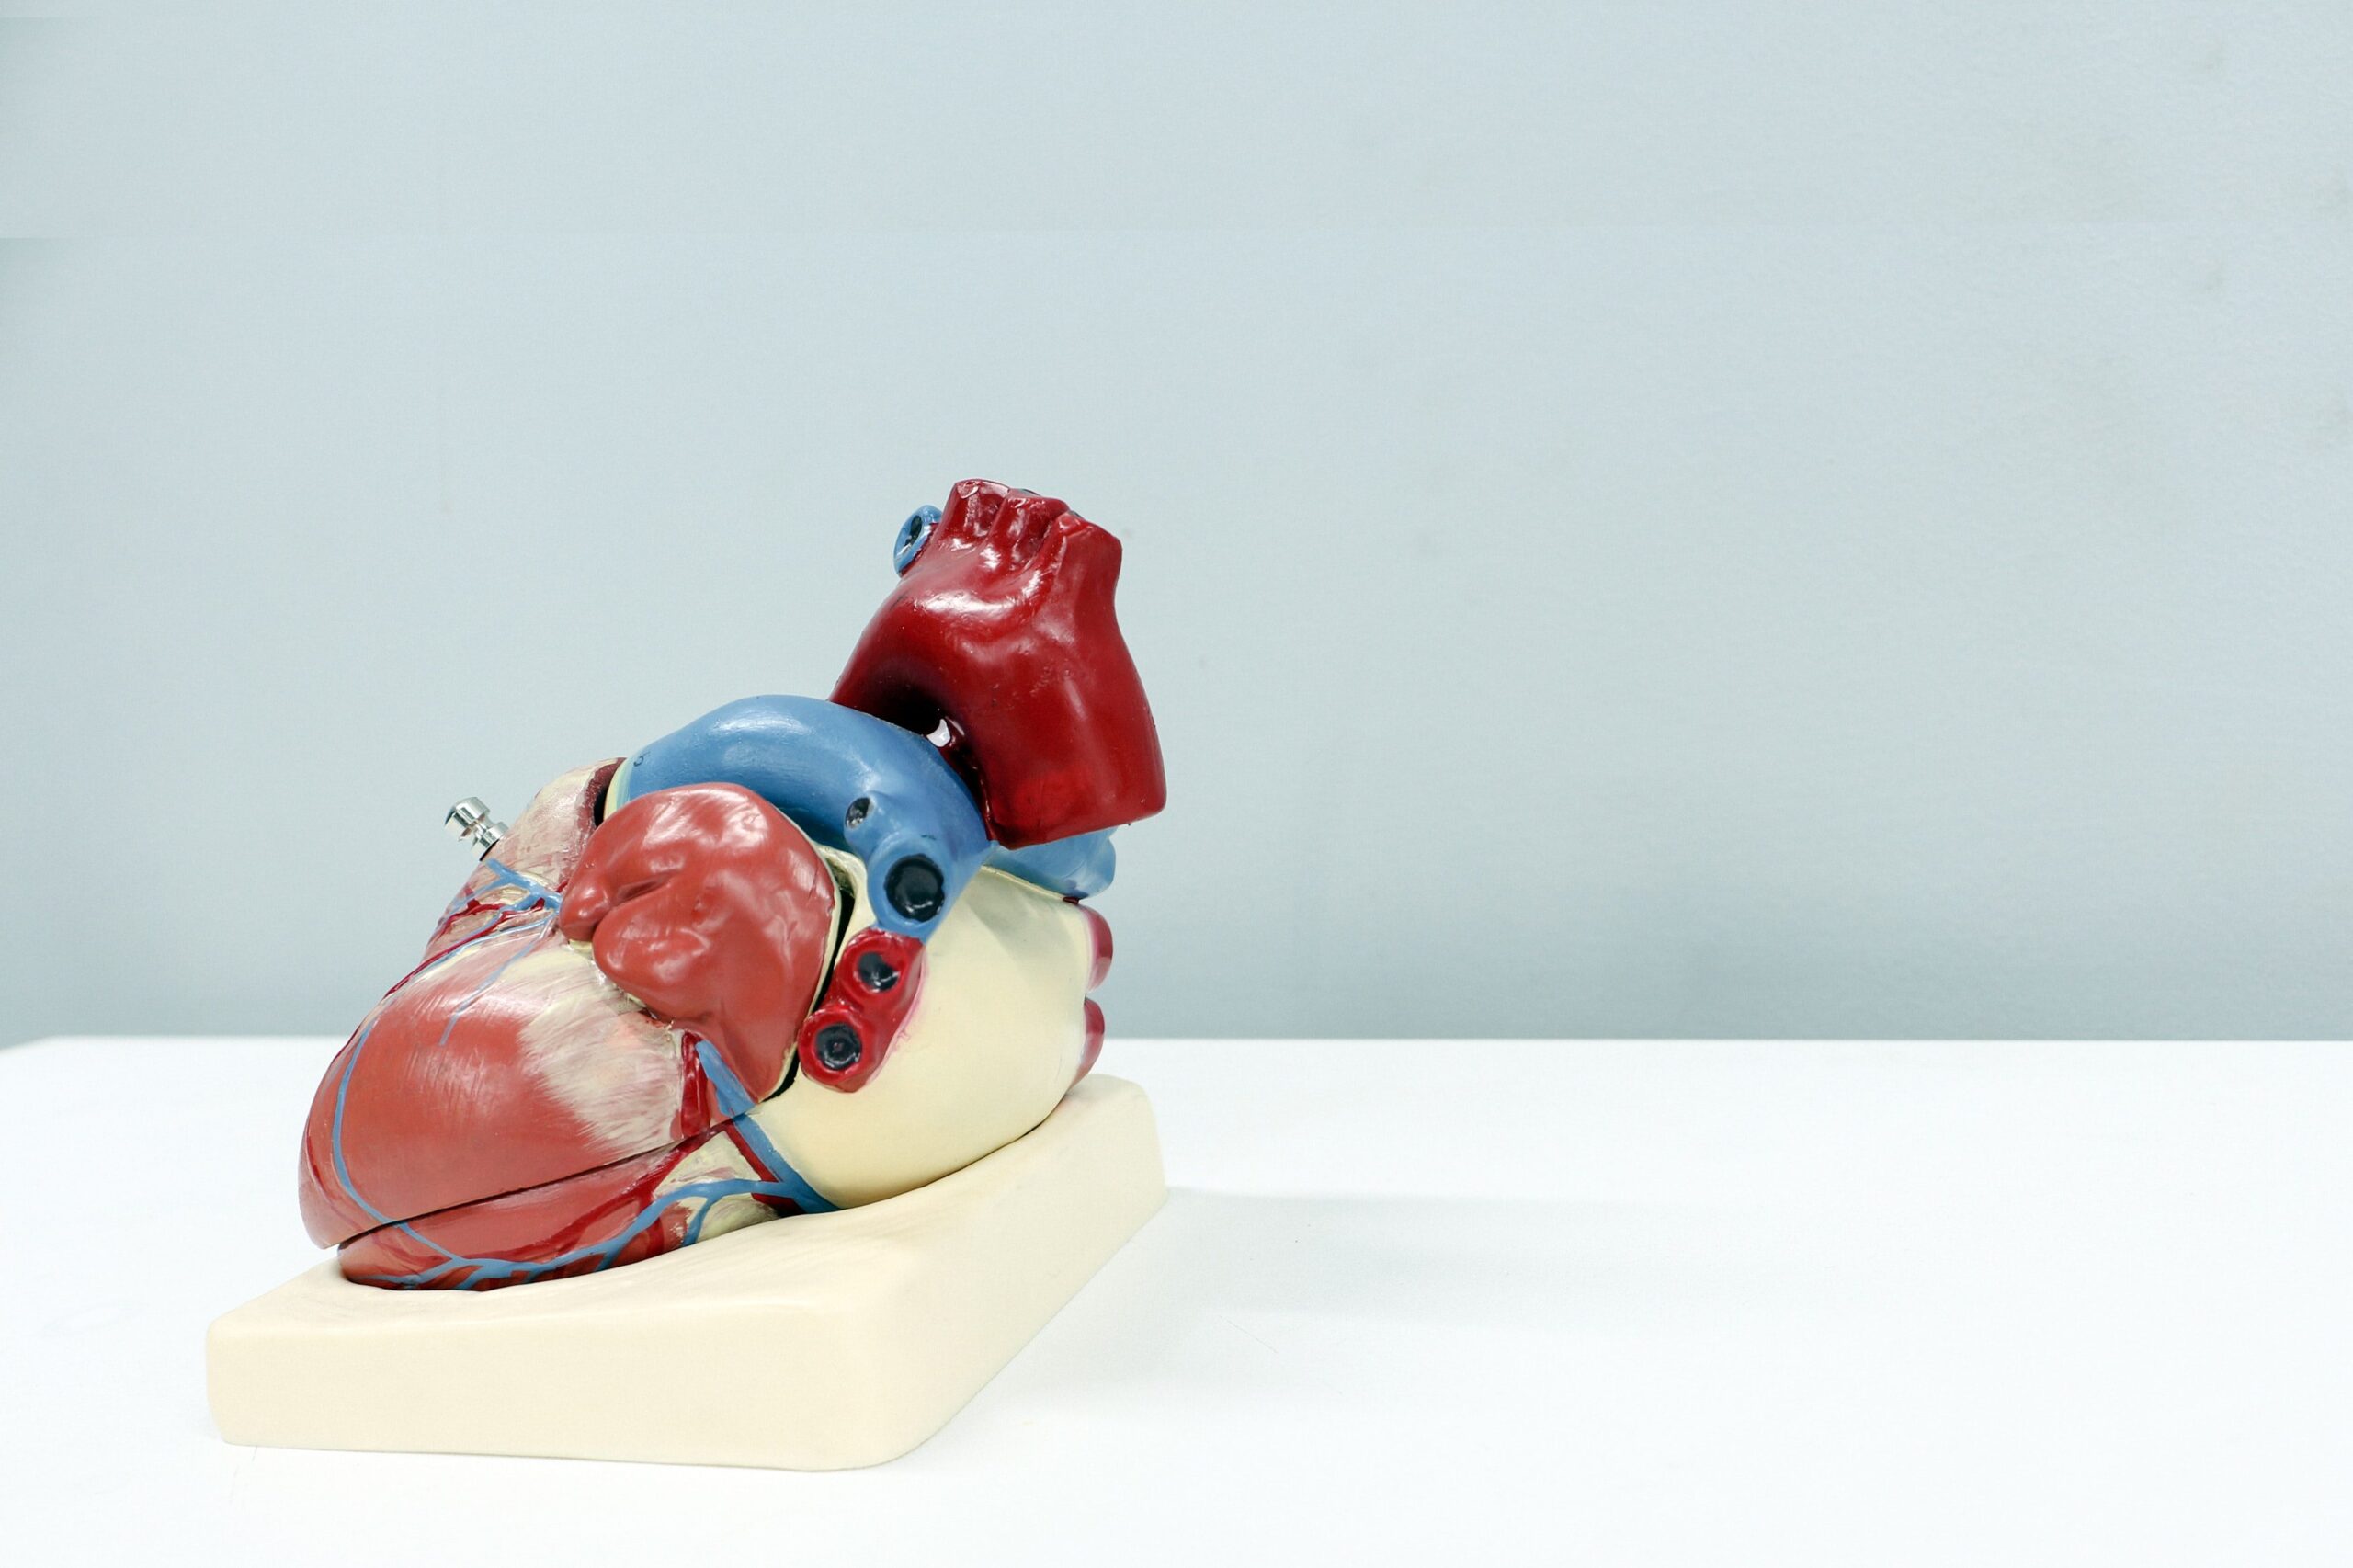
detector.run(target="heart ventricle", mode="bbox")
[296,758,1108,1292]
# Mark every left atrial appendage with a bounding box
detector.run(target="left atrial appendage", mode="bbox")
[296,481,1161,1291]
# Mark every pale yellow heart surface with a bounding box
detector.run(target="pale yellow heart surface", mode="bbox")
[761,852,1097,1210]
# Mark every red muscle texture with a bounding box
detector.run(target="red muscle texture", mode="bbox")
[831,478,1168,848]
[559,783,839,1098]
[297,771,837,1252]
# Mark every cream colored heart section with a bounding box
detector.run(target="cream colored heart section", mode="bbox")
[763,855,1096,1209]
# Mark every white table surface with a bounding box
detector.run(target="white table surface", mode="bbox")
[6,1036,2351,1566]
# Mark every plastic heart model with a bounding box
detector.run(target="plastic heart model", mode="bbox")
[297,481,1161,1290]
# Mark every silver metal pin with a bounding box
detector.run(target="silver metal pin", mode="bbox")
[444,796,509,858]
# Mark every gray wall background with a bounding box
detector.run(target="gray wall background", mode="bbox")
[4,2,2349,1044]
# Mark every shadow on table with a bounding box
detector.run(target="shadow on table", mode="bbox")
[1004,1187,1790,1403]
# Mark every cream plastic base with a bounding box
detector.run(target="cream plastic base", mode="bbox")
[208,1075,1165,1471]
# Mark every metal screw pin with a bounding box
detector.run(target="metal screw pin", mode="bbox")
[444,796,509,858]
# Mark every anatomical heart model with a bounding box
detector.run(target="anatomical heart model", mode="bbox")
[296,480,1166,1291]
